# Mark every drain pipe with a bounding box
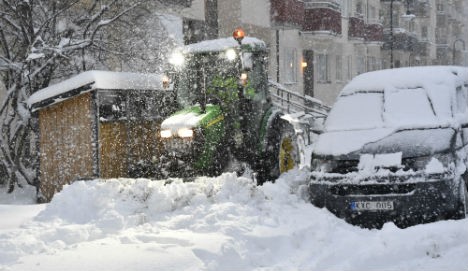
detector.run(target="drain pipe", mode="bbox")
[276,29,280,82]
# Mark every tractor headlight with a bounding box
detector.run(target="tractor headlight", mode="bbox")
[160,129,172,138]
[225,49,237,61]
[178,128,194,138]
[169,51,185,66]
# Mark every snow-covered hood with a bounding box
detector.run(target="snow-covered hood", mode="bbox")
[314,127,455,158]
[313,128,395,157]
[161,111,202,131]
[160,104,222,132]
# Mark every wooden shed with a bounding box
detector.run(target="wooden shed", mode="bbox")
[28,71,175,201]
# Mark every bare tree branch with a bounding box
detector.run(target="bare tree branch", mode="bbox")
[0,0,147,193]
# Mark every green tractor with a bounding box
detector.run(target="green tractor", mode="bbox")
[159,29,301,184]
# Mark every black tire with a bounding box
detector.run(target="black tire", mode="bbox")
[456,174,468,218]
[449,174,468,220]
[210,141,231,176]
[256,120,300,185]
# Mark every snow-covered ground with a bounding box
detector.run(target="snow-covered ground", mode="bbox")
[0,170,467,271]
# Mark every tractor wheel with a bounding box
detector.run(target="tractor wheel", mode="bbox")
[256,120,300,185]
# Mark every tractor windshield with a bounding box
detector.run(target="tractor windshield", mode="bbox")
[175,51,240,108]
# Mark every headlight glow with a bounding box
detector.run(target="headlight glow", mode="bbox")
[225,49,237,61]
[178,128,194,138]
[160,129,172,138]
[169,51,185,66]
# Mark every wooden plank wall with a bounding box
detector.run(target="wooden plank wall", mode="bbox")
[99,121,160,178]
[127,121,160,172]
[99,122,128,178]
[39,92,94,201]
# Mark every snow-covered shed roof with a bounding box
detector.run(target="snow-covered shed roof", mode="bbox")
[184,37,266,54]
[28,70,164,112]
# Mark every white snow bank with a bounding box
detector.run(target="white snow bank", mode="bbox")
[27,71,165,109]
[0,185,37,205]
[0,172,467,270]
[0,205,45,230]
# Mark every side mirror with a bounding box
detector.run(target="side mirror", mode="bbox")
[241,52,253,71]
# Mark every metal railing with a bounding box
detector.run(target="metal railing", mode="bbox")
[268,81,331,143]
[268,80,330,118]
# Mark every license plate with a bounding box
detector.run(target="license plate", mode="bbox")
[350,201,394,211]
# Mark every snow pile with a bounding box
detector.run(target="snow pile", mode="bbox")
[0,172,467,270]
[36,174,262,229]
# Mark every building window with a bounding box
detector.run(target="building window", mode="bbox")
[98,91,127,121]
[409,20,415,32]
[317,54,329,83]
[421,26,428,40]
[336,56,343,82]
[347,55,353,80]
[367,56,373,72]
[356,56,365,75]
[284,47,297,83]
[436,1,444,12]
[356,1,363,16]
[369,6,376,21]
[367,56,380,72]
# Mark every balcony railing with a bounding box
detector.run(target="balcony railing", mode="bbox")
[383,29,419,50]
[271,0,304,27]
[303,7,341,34]
[303,0,340,11]
[349,17,365,39]
[365,24,384,42]
[160,0,191,7]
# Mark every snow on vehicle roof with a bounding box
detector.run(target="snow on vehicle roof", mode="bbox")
[315,66,468,156]
[27,70,164,111]
[330,66,468,130]
[341,66,468,95]
[183,37,266,53]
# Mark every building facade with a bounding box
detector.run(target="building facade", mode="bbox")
[167,0,466,106]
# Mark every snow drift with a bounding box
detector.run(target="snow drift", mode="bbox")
[0,172,467,270]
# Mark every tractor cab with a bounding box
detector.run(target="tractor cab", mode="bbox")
[159,29,298,182]
[164,31,269,115]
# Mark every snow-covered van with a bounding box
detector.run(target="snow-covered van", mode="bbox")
[308,66,468,228]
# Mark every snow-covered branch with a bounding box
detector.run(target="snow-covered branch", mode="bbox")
[0,0,150,193]
[90,2,141,42]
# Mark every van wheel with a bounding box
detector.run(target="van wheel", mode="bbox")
[278,126,299,174]
[460,173,468,217]
[256,120,299,185]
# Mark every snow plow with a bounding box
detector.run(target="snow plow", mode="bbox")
[158,29,327,184]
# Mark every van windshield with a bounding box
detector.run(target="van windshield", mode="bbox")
[325,88,438,132]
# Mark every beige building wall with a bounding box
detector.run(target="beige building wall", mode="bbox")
[179,0,468,105]
[180,0,205,20]
[299,0,383,106]
[217,0,271,42]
